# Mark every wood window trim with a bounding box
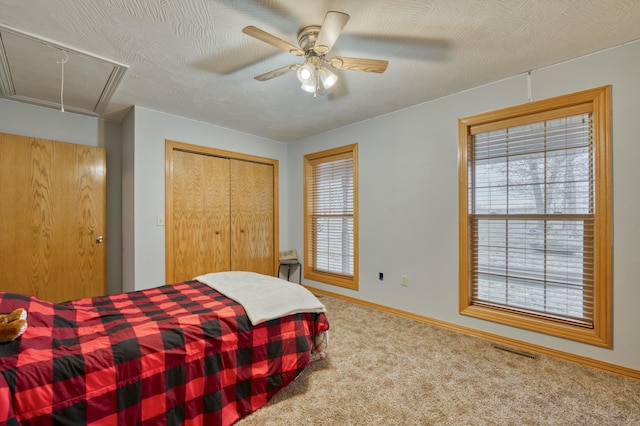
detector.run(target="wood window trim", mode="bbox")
[458,86,612,347]
[304,143,359,290]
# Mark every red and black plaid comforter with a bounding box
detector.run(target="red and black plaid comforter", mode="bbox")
[0,280,329,425]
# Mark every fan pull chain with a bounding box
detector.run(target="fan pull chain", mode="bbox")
[57,50,69,112]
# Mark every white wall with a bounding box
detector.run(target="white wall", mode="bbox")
[288,40,640,371]
[121,108,135,293]
[0,100,123,296]
[0,99,105,145]
[125,106,288,291]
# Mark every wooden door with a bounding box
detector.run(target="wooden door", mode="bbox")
[166,140,279,283]
[0,133,106,302]
[230,159,275,275]
[168,150,230,283]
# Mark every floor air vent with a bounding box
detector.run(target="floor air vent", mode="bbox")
[491,344,538,359]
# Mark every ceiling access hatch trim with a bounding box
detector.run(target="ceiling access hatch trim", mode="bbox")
[0,24,128,117]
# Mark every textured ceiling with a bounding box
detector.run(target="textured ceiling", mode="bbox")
[1,0,640,142]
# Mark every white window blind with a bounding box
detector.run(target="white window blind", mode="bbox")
[308,153,354,276]
[469,114,594,326]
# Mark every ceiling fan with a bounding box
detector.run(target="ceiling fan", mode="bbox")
[242,11,388,97]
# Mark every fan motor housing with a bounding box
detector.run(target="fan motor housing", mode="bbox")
[297,25,322,52]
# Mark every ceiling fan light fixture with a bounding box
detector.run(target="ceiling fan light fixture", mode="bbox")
[300,79,317,93]
[297,62,315,84]
[318,66,337,90]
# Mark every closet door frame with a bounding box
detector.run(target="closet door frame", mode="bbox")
[165,140,279,283]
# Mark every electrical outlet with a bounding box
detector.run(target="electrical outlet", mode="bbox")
[401,275,408,286]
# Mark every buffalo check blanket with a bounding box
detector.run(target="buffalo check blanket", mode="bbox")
[0,280,329,425]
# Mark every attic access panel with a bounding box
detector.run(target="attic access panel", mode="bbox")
[0,25,127,116]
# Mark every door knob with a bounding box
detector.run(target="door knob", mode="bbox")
[96,236,104,243]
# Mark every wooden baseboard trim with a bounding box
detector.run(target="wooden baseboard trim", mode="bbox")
[306,286,640,381]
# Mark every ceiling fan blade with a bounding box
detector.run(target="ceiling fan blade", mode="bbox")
[242,26,304,56]
[254,64,300,81]
[314,11,350,54]
[329,57,388,73]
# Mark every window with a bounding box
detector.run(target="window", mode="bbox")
[304,144,358,290]
[458,86,611,347]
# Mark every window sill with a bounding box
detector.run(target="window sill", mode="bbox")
[459,303,611,348]
[305,269,358,291]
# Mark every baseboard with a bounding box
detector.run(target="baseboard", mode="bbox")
[306,286,640,381]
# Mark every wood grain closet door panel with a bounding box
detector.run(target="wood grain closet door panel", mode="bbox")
[230,159,274,275]
[0,133,106,302]
[170,150,230,282]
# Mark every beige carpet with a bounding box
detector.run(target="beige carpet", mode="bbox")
[237,294,640,425]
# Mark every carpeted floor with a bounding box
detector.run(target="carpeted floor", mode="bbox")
[237,294,640,425]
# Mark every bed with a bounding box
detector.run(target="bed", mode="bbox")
[0,271,329,425]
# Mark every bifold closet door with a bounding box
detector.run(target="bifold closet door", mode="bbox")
[166,140,278,283]
[170,150,231,283]
[0,133,106,302]
[230,159,275,275]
